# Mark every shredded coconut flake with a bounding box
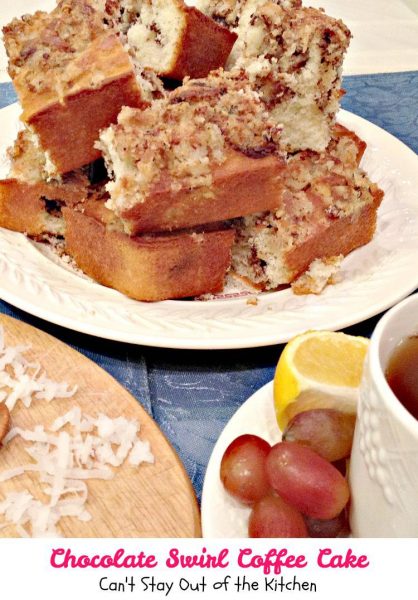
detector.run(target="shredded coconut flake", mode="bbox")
[0,326,77,412]
[0,326,154,537]
[0,408,154,537]
[129,439,155,466]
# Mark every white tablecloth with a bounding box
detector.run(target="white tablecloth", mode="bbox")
[1,0,418,80]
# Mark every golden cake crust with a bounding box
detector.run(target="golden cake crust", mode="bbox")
[120,149,286,234]
[15,34,146,174]
[286,186,384,283]
[63,205,235,301]
[165,5,237,80]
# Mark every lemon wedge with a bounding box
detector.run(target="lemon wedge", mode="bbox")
[274,331,369,430]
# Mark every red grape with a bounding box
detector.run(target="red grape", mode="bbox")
[304,511,350,538]
[266,442,350,519]
[282,409,356,462]
[220,434,271,505]
[248,494,308,538]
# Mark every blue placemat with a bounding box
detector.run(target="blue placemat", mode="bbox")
[0,71,417,502]
[341,71,418,153]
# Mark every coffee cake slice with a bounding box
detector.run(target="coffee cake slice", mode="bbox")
[0,129,100,237]
[195,1,351,152]
[232,126,384,294]
[63,201,235,301]
[3,0,151,175]
[97,72,286,235]
[123,0,237,79]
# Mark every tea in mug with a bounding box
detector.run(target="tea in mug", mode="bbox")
[385,335,418,420]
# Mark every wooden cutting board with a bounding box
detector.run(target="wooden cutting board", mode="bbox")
[0,314,201,538]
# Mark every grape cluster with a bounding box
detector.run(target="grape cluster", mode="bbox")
[220,409,355,537]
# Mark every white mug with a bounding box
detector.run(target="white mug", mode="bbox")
[350,293,418,537]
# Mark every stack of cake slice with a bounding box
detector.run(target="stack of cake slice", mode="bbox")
[0,0,383,301]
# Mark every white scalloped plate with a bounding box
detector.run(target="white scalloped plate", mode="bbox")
[201,381,277,537]
[0,103,417,349]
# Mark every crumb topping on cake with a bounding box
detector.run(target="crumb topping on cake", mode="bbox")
[228,2,351,152]
[194,0,302,29]
[2,0,167,103]
[99,71,282,212]
[3,0,107,94]
[173,71,282,156]
[193,1,351,153]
